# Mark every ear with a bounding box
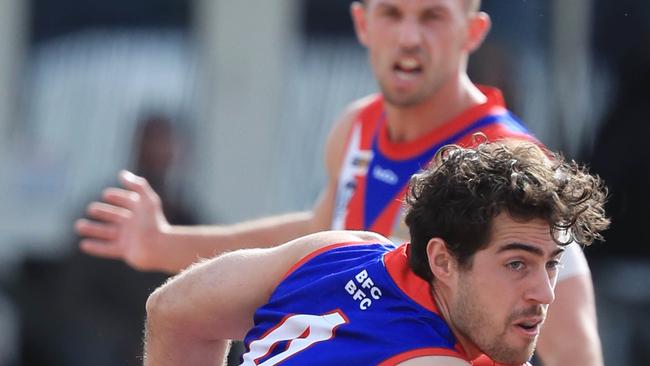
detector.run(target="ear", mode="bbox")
[350,1,369,47]
[464,11,491,53]
[426,238,458,285]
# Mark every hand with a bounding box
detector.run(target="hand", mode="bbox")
[75,170,170,271]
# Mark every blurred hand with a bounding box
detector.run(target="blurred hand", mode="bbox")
[75,170,170,271]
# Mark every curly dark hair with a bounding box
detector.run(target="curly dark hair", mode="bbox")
[404,139,610,281]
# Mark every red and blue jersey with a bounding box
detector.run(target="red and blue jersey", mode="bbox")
[332,86,537,242]
[241,242,470,365]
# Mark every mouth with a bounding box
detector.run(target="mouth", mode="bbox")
[393,57,423,80]
[513,317,544,338]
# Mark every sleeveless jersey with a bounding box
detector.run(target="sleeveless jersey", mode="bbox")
[331,86,535,243]
[241,242,470,365]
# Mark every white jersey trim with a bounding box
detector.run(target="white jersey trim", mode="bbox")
[558,241,590,281]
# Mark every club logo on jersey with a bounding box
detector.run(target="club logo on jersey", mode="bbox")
[352,150,372,176]
[344,269,382,310]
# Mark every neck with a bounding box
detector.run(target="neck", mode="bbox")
[383,75,486,143]
[431,281,483,361]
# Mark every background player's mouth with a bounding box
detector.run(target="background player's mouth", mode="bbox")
[394,58,422,74]
[393,60,422,81]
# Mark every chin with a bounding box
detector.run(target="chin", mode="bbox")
[382,90,426,108]
[484,343,536,365]
[489,354,532,366]
[511,350,535,365]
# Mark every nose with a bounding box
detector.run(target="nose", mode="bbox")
[525,268,556,305]
[397,17,422,49]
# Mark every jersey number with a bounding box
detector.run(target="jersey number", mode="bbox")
[241,310,348,366]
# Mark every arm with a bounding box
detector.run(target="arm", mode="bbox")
[143,230,388,366]
[535,272,603,366]
[75,100,364,273]
[75,175,323,273]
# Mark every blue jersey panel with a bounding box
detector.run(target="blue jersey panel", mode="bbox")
[241,243,463,365]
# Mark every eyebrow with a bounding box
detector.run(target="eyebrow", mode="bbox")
[374,2,448,14]
[497,242,565,258]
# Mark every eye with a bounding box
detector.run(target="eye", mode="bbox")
[421,9,442,22]
[379,6,401,20]
[506,261,526,271]
[546,260,564,272]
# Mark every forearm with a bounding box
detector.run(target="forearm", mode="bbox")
[143,254,260,365]
[143,321,228,366]
[157,211,318,273]
[144,289,229,366]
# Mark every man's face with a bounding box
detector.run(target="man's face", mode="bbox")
[449,213,564,364]
[353,0,478,107]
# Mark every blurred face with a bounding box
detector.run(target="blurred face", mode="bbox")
[352,0,485,107]
[138,120,177,175]
[449,214,564,364]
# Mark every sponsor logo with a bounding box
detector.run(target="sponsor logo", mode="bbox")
[372,165,398,185]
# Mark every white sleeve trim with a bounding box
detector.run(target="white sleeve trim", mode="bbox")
[557,241,590,281]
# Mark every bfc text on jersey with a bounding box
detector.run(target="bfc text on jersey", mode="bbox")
[344,269,382,310]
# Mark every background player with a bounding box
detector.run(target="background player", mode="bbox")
[143,141,609,366]
[75,1,603,364]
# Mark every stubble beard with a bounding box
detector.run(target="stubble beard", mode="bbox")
[378,73,439,108]
[380,82,430,108]
[452,276,537,365]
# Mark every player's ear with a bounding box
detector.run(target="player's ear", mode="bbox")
[464,11,491,53]
[350,1,369,47]
[426,238,458,285]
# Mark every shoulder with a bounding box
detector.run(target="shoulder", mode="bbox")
[462,119,539,148]
[241,230,391,300]
[329,94,381,141]
[343,93,382,117]
[324,94,382,176]
[300,229,390,244]
[286,230,392,263]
